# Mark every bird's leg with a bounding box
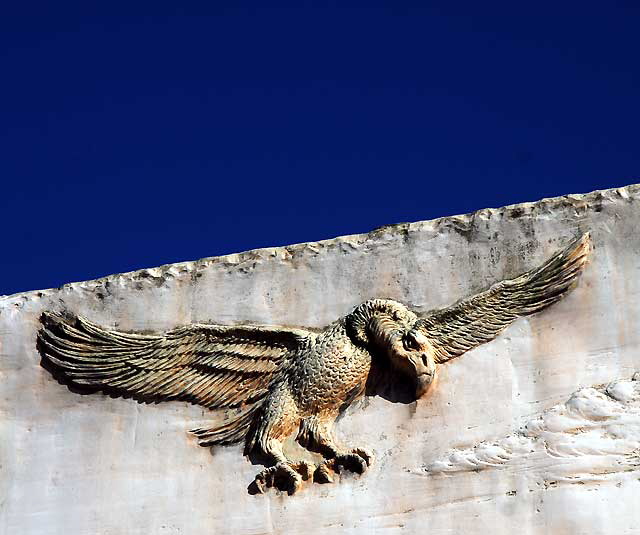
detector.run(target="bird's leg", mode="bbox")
[251,388,313,494]
[297,415,373,483]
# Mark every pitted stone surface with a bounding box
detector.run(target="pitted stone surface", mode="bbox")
[2,185,640,534]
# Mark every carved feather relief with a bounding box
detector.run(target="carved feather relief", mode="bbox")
[38,233,591,494]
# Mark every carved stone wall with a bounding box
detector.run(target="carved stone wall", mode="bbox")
[2,185,640,534]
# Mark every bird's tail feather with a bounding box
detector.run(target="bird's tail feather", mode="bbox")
[190,402,262,447]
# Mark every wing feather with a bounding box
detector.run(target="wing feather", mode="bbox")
[417,233,591,363]
[38,313,314,409]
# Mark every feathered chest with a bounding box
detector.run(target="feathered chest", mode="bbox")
[287,322,372,413]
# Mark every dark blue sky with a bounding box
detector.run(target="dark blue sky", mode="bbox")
[2,4,638,295]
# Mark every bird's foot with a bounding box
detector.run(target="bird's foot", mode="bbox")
[253,461,314,495]
[313,461,335,483]
[333,447,373,474]
[315,447,373,482]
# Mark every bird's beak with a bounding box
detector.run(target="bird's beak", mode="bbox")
[415,372,435,398]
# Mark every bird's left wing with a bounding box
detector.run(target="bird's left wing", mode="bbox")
[416,233,591,364]
[38,312,314,409]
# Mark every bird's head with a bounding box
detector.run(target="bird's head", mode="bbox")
[346,299,437,398]
[388,326,437,398]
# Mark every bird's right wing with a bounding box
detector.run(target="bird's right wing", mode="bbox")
[416,233,591,363]
[38,313,315,410]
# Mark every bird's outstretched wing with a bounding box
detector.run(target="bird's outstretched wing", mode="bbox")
[38,313,314,409]
[416,233,591,363]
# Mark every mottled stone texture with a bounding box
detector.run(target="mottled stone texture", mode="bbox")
[2,185,640,534]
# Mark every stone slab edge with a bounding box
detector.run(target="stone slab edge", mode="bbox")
[2,183,638,301]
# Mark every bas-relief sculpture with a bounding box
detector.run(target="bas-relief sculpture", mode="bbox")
[38,234,591,495]
[5,185,640,534]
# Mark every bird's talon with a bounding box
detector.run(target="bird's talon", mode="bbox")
[291,461,314,481]
[254,476,266,494]
[332,448,373,475]
[253,461,311,494]
[314,462,334,484]
[353,448,373,466]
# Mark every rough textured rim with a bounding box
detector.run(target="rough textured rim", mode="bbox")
[2,182,638,301]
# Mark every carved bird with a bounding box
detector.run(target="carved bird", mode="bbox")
[38,233,591,494]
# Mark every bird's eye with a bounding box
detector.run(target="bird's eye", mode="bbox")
[403,334,420,351]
